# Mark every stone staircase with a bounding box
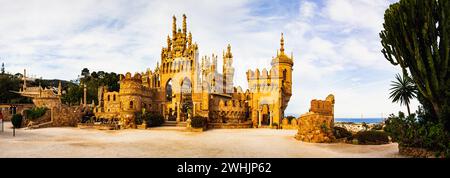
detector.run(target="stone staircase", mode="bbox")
[27,121,53,129]
[162,121,177,127]
[161,121,187,127]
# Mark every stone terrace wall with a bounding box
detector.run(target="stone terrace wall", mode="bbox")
[51,106,83,127]
[295,94,335,143]
[295,113,335,143]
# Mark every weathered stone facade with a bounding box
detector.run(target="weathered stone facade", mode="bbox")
[295,94,335,143]
[247,33,293,128]
[93,15,294,129]
[17,78,83,128]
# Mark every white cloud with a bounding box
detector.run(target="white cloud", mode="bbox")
[0,0,414,118]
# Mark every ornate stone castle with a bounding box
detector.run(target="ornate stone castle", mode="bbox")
[94,15,294,129]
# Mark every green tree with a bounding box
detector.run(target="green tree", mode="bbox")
[0,74,20,103]
[81,68,90,78]
[1,63,4,74]
[380,0,449,130]
[389,73,417,116]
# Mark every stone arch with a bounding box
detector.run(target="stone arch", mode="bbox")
[166,79,173,101]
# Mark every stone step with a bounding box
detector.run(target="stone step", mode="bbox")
[148,126,186,131]
[27,121,53,129]
[162,121,177,126]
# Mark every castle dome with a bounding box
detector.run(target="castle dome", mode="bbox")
[271,33,293,66]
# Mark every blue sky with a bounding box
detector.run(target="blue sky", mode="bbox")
[0,0,419,118]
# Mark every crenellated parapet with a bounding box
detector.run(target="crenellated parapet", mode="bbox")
[246,68,284,93]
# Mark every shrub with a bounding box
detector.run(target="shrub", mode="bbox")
[333,126,353,140]
[272,123,279,128]
[286,116,296,123]
[371,123,384,131]
[11,114,23,128]
[25,107,47,120]
[134,112,143,125]
[191,116,207,128]
[144,113,164,127]
[384,111,450,157]
[355,130,389,145]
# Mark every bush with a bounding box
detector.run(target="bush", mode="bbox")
[25,107,48,120]
[286,116,296,123]
[371,123,384,131]
[333,126,353,140]
[144,113,164,127]
[272,123,279,128]
[11,114,23,128]
[384,112,450,156]
[191,116,207,128]
[355,130,389,145]
[134,112,143,125]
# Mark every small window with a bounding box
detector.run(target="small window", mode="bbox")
[113,95,116,101]
[130,101,134,109]
[107,95,110,101]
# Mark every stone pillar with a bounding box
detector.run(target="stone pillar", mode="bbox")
[23,69,27,90]
[270,111,273,127]
[176,103,180,123]
[258,109,262,127]
[83,84,87,107]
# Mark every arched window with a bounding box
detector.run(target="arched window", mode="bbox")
[166,79,173,101]
[107,95,110,101]
[130,101,134,109]
[283,69,287,81]
[113,95,116,101]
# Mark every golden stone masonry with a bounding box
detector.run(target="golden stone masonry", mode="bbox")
[93,14,294,129]
[17,14,295,129]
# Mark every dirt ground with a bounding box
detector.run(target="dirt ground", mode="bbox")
[0,121,403,158]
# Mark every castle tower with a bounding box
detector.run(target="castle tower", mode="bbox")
[223,44,235,93]
[182,14,187,35]
[58,81,62,96]
[172,16,177,38]
[271,33,293,96]
[23,69,27,91]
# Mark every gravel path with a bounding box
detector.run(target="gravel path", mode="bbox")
[0,122,402,158]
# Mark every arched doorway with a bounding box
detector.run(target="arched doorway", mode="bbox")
[165,79,177,121]
[166,79,173,102]
[262,104,270,126]
[180,77,193,122]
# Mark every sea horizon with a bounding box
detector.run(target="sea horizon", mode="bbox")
[334,118,385,124]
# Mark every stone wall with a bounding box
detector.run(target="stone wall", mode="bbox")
[281,118,298,130]
[398,146,445,158]
[295,113,335,143]
[51,106,83,127]
[207,121,253,129]
[295,94,335,143]
[22,109,52,128]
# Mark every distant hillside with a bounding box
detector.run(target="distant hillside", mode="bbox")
[0,72,75,104]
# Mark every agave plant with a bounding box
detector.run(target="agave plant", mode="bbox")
[389,73,417,115]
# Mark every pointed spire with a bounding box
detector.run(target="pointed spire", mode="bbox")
[280,33,285,55]
[225,44,233,58]
[182,14,187,35]
[188,32,192,46]
[23,69,27,90]
[172,15,177,37]
[167,35,171,50]
[58,81,62,96]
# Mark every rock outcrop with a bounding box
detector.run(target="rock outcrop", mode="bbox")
[295,94,335,143]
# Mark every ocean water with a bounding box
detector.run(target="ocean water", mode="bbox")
[334,118,384,124]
